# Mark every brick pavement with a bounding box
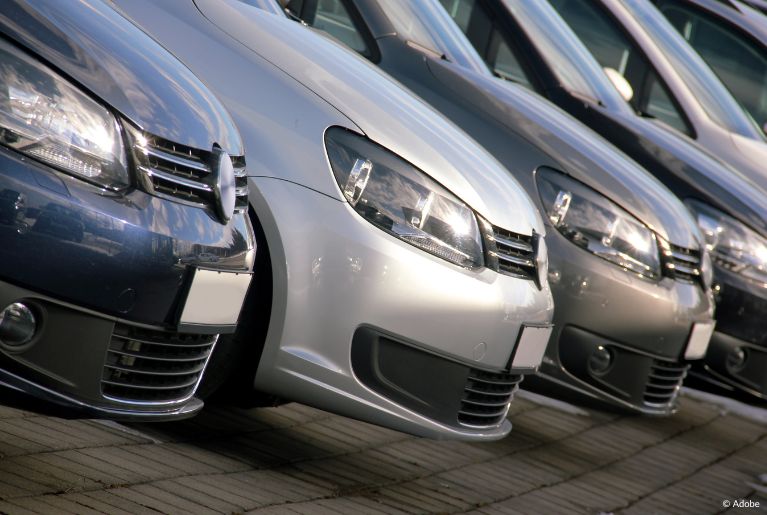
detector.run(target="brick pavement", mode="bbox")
[0,391,759,514]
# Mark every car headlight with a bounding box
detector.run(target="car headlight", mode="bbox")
[687,200,767,287]
[0,39,128,189]
[536,168,661,279]
[325,127,484,268]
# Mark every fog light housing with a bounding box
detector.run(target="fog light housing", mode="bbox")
[0,303,37,348]
[588,345,614,376]
[727,346,748,372]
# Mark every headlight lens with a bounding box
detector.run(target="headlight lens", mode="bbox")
[0,40,128,189]
[536,168,661,279]
[325,128,484,268]
[687,200,767,287]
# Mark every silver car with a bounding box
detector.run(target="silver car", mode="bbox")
[108,0,554,440]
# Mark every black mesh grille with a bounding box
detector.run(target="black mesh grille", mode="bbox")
[643,359,688,407]
[662,244,702,284]
[101,324,217,404]
[490,226,537,281]
[458,369,522,427]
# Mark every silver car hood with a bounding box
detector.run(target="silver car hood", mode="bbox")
[191,0,544,236]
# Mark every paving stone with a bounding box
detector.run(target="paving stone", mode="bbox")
[129,484,220,515]
[0,391,762,514]
[150,478,244,513]
[60,492,137,515]
[311,496,408,514]
[0,500,39,515]
[173,475,253,511]
[78,490,160,515]
[7,494,103,515]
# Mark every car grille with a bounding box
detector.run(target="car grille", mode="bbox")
[458,369,522,427]
[489,226,538,282]
[101,324,217,405]
[132,132,248,215]
[643,359,689,407]
[661,243,702,284]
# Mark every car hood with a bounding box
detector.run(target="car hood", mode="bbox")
[630,117,767,237]
[186,0,543,235]
[729,132,767,190]
[428,60,701,248]
[0,0,242,154]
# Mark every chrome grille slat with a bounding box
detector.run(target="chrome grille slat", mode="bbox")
[145,147,211,173]
[670,250,698,264]
[112,335,216,349]
[105,362,207,376]
[103,376,199,390]
[662,244,702,284]
[133,132,249,215]
[458,407,509,418]
[102,324,217,405]
[143,167,214,193]
[643,359,688,407]
[107,348,210,363]
[464,386,514,396]
[491,226,537,282]
[496,253,535,268]
[458,369,522,427]
[493,234,534,253]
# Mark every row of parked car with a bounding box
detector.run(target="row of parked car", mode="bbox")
[0,0,765,442]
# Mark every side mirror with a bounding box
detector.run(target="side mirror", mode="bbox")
[603,67,634,102]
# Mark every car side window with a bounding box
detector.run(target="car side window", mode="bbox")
[658,1,767,131]
[550,0,692,135]
[645,74,689,133]
[288,0,371,57]
[439,0,534,89]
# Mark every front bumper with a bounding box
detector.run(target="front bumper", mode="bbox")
[527,229,715,415]
[247,177,554,440]
[0,145,255,419]
[691,269,767,399]
[0,146,254,329]
[0,279,216,420]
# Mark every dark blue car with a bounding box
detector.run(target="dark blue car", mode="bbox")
[0,0,255,420]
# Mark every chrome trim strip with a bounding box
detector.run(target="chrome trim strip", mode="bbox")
[145,146,210,172]
[143,167,214,193]
[494,234,534,252]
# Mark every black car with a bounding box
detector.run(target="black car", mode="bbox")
[442,0,767,401]
[0,0,255,420]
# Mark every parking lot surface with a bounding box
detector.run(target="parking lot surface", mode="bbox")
[0,390,762,514]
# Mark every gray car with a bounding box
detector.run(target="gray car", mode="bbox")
[448,0,767,403]
[108,0,555,440]
[273,0,716,415]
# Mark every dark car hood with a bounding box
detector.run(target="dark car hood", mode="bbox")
[619,111,767,236]
[0,0,242,154]
[427,59,701,248]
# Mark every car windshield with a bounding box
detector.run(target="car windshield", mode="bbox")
[383,0,490,75]
[499,0,631,112]
[620,0,765,140]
